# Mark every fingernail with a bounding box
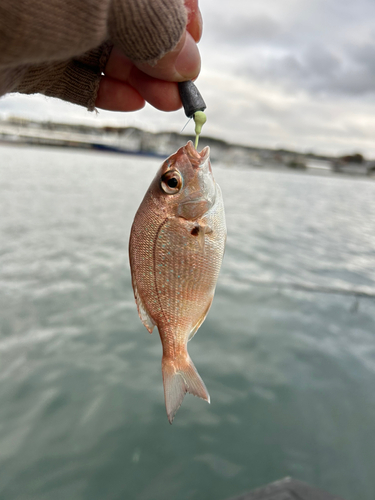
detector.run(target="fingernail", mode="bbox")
[174,32,201,79]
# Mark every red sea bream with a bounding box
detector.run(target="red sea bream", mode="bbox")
[129,141,226,423]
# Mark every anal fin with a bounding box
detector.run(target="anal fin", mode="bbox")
[188,297,213,341]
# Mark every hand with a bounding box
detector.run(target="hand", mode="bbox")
[95,0,202,112]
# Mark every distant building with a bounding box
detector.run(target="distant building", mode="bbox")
[332,154,370,176]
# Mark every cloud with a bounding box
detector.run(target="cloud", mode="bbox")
[205,13,283,45]
[200,0,375,97]
[237,42,375,97]
[194,69,375,156]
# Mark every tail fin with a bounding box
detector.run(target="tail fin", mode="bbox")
[162,354,210,424]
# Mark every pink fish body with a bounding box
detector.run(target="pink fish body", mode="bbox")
[129,141,226,423]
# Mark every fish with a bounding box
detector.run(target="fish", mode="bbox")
[129,141,226,423]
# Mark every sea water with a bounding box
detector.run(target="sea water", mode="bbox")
[0,144,374,500]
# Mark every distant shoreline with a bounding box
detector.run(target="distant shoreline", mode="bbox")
[1,116,374,177]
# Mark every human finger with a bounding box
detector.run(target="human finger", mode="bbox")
[95,76,145,111]
[128,67,182,111]
[134,30,200,82]
[184,0,203,42]
[104,46,134,81]
[102,47,181,112]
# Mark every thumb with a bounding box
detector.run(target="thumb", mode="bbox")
[134,30,201,82]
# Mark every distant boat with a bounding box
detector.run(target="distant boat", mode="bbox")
[90,143,165,158]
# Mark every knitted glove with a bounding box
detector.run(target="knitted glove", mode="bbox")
[108,0,186,62]
[13,43,113,110]
[0,0,187,109]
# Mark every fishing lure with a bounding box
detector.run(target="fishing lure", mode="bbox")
[178,81,207,149]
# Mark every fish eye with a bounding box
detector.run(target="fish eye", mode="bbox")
[160,170,183,194]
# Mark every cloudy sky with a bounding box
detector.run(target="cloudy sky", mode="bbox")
[1,0,375,157]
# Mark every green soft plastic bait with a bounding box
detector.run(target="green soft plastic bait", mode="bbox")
[193,111,207,149]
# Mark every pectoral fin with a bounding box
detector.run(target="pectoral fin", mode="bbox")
[188,222,213,252]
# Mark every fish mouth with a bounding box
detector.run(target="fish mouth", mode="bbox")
[177,158,217,218]
[174,141,215,220]
[185,141,210,168]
